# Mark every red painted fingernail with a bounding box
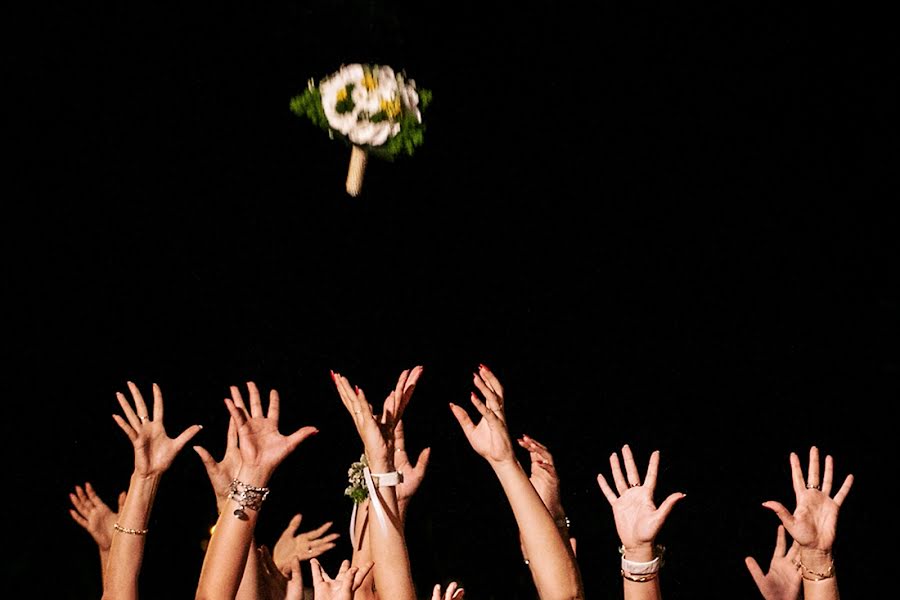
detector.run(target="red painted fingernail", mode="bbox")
[479,363,489,371]
[354,385,360,393]
[329,370,335,381]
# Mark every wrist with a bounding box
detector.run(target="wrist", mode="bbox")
[490,457,523,476]
[367,457,394,473]
[620,542,655,562]
[235,466,273,488]
[799,548,834,575]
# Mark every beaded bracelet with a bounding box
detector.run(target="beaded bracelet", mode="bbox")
[798,558,835,581]
[114,522,149,536]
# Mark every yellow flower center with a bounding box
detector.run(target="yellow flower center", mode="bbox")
[336,87,348,101]
[363,71,377,91]
[380,97,401,119]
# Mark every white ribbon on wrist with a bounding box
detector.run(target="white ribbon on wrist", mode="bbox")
[349,466,404,547]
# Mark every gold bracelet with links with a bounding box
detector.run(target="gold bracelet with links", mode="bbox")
[114,522,149,536]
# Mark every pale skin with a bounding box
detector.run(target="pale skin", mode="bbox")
[104,382,202,600]
[68,482,126,590]
[194,381,318,600]
[311,558,374,600]
[450,364,584,600]
[762,446,853,600]
[597,445,686,600]
[332,366,421,600]
[431,582,465,600]
[517,435,577,558]
[745,525,802,600]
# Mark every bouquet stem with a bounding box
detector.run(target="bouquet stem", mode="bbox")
[346,146,368,196]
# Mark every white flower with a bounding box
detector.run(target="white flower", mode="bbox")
[318,64,418,147]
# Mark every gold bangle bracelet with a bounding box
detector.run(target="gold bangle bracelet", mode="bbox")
[621,570,658,583]
[114,522,149,536]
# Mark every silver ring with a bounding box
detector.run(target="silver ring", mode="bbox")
[139,415,149,422]
[630,483,641,488]
[806,483,821,490]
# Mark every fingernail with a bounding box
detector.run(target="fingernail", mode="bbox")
[198,424,204,429]
[479,363,488,370]
[329,370,335,381]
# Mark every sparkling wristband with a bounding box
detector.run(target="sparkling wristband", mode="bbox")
[228,478,270,520]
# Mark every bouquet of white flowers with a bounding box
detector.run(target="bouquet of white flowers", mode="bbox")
[291,64,431,196]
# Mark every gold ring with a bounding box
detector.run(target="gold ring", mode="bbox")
[630,483,641,488]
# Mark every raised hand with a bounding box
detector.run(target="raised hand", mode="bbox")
[762,446,853,553]
[69,482,125,551]
[310,558,374,600]
[112,381,202,477]
[745,525,802,600]
[517,434,564,522]
[193,417,242,512]
[394,419,431,510]
[273,513,339,572]
[596,444,686,554]
[449,365,515,466]
[432,581,465,600]
[224,381,319,483]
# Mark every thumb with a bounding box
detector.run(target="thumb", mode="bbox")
[415,447,432,473]
[173,424,204,453]
[744,556,767,589]
[656,492,686,521]
[192,445,217,476]
[761,501,796,529]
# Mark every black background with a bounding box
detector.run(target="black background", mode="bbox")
[3,1,895,598]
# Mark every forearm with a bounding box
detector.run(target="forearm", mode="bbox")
[799,549,839,600]
[351,501,377,600]
[234,538,262,600]
[103,472,161,600]
[99,548,110,593]
[196,466,269,600]
[367,455,416,600]
[493,460,583,600]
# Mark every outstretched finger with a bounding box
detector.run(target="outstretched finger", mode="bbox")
[225,398,249,428]
[762,501,796,531]
[127,381,150,423]
[414,447,432,473]
[117,491,127,513]
[789,452,806,497]
[173,424,204,453]
[445,582,459,599]
[112,414,138,442]
[596,473,618,504]
[152,383,164,422]
[449,403,476,436]
[116,392,141,430]
[621,444,642,487]
[286,426,319,453]
[473,373,502,413]
[644,450,661,492]
[281,513,303,539]
[478,364,504,398]
[822,454,834,495]
[309,558,325,584]
[609,452,628,495]
[744,557,767,589]
[656,492,686,522]
[193,445,217,475]
[470,392,504,428]
[833,473,854,506]
[247,381,264,419]
[773,525,787,560]
[226,416,238,450]
[267,388,281,423]
[307,520,334,539]
[807,446,820,488]
[85,482,107,509]
[786,540,800,562]
[230,385,247,413]
[69,509,89,529]
[432,584,442,600]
